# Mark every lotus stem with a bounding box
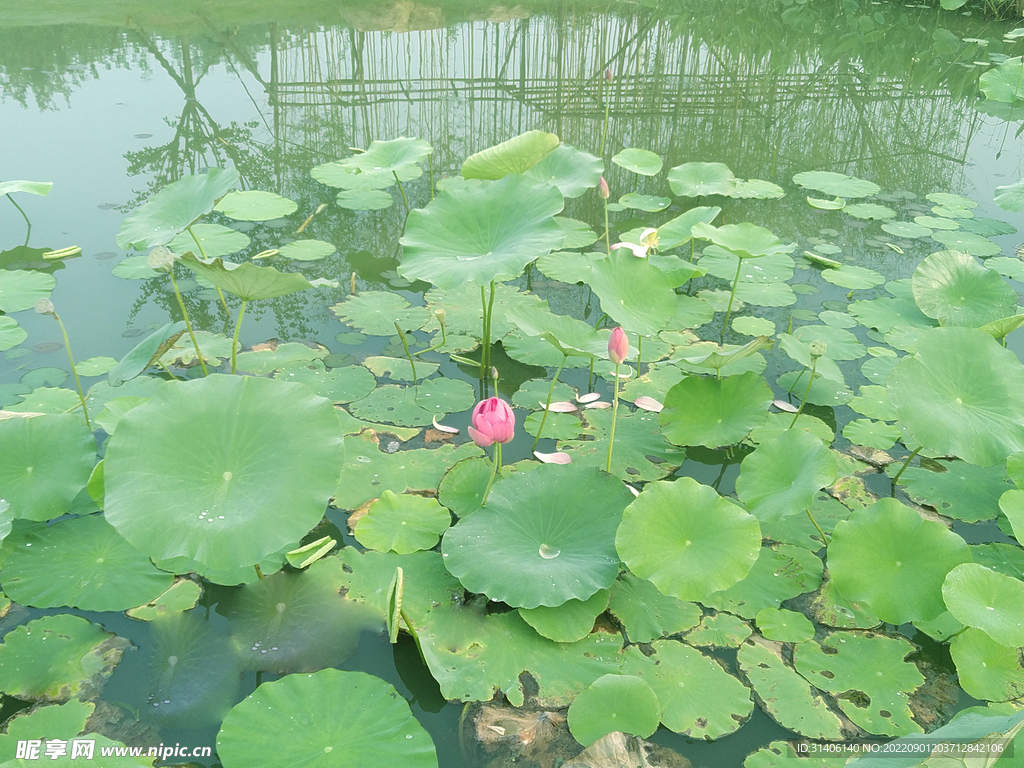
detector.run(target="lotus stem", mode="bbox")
[600,97,610,158]
[294,203,327,235]
[479,281,496,380]
[156,359,181,380]
[231,299,248,375]
[428,153,435,201]
[6,194,32,246]
[169,271,208,376]
[721,255,744,341]
[415,317,447,356]
[254,564,264,580]
[532,354,568,451]
[50,312,91,430]
[588,357,595,391]
[393,171,410,213]
[603,197,611,255]
[637,334,643,374]
[188,225,229,316]
[482,442,501,506]
[806,509,828,546]
[892,446,923,485]
[789,357,818,428]
[394,321,417,385]
[607,362,621,473]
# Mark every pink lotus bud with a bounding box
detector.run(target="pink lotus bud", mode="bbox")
[604,68,614,84]
[598,176,610,200]
[608,327,628,365]
[467,397,515,448]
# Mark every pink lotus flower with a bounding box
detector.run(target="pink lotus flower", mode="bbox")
[608,327,628,366]
[598,176,610,200]
[610,228,659,258]
[468,397,515,447]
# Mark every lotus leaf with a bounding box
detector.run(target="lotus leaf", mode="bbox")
[74,356,117,377]
[737,637,844,739]
[0,180,52,197]
[793,632,924,736]
[442,465,629,608]
[962,217,1017,236]
[354,490,452,554]
[331,291,430,336]
[348,378,475,426]
[612,148,663,176]
[692,222,795,261]
[126,578,202,620]
[941,563,1024,647]
[116,167,239,251]
[519,589,610,643]
[607,573,701,644]
[104,375,343,571]
[850,295,936,334]
[362,355,440,382]
[274,360,375,403]
[556,217,599,248]
[661,372,772,448]
[0,701,94,762]
[234,341,327,374]
[622,641,753,739]
[3,386,80,415]
[980,57,1024,102]
[734,316,776,336]
[217,669,438,768]
[615,478,761,601]
[882,221,933,238]
[437,457,493,517]
[0,614,128,701]
[568,674,661,747]
[505,302,603,359]
[734,179,786,199]
[158,330,235,368]
[844,203,895,220]
[558,409,686,483]
[932,230,1002,257]
[342,137,431,177]
[311,162,394,190]
[0,270,56,313]
[111,255,161,279]
[820,265,886,290]
[702,544,823,618]
[619,193,670,212]
[462,130,559,178]
[699,247,798,307]
[842,419,900,450]
[523,144,603,197]
[277,239,336,261]
[913,250,1016,328]
[736,430,838,523]
[107,321,187,386]
[755,608,815,643]
[808,578,880,630]
[652,206,721,251]
[793,171,880,199]
[20,366,67,389]
[913,610,964,642]
[336,188,394,210]
[179,253,315,301]
[667,162,737,197]
[995,179,1024,213]
[887,328,1024,467]
[898,460,1009,522]
[0,317,27,351]
[949,628,1024,701]
[684,613,752,648]
[827,499,970,625]
[971,542,1024,582]
[168,222,250,258]
[808,196,846,210]
[424,282,545,340]
[932,204,974,219]
[999,490,1024,545]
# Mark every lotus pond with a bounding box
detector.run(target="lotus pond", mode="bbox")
[3,2,1024,767]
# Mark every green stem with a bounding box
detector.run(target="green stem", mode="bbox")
[482,442,501,505]
[607,362,621,473]
[156,359,181,380]
[187,224,229,317]
[479,281,495,379]
[428,153,435,201]
[254,564,264,580]
[6,194,32,246]
[170,271,208,376]
[636,334,643,375]
[600,98,610,157]
[806,509,828,546]
[393,171,410,213]
[789,357,818,428]
[892,446,923,485]
[415,321,447,356]
[394,321,417,385]
[588,357,595,391]
[721,255,744,340]
[54,313,91,430]
[603,197,611,255]
[532,354,567,451]
[231,300,248,374]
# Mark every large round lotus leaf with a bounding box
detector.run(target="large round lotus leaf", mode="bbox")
[0,700,95,761]
[615,478,761,601]
[980,56,1024,102]
[737,637,844,739]
[217,669,437,768]
[104,375,344,571]
[179,253,316,301]
[793,632,924,736]
[519,589,609,643]
[931,230,1002,257]
[827,499,971,625]
[461,130,559,179]
[0,269,56,313]
[735,430,837,523]
[612,148,663,176]
[399,175,563,290]
[273,360,375,404]
[887,328,1024,466]
[660,372,772,448]
[667,162,737,197]
[442,465,630,608]
[354,490,452,554]
[607,573,701,644]
[702,544,823,619]
[168,222,250,258]
[692,222,795,261]
[0,414,95,521]
[792,171,880,199]
[331,291,430,336]
[622,641,753,739]
[0,614,129,702]
[912,250,1016,328]
[567,674,661,747]
[942,563,1024,647]
[898,459,1009,523]
[116,167,239,251]
[1,514,172,610]
[949,627,1024,701]
[523,144,603,197]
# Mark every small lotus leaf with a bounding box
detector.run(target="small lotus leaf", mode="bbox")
[0,270,56,313]
[842,419,900,450]
[980,57,1024,102]
[179,253,315,301]
[214,190,297,221]
[519,589,609,643]
[898,459,1009,522]
[755,608,815,643]
[808,578,881,630]
[274,360,376,403]
[612,148,663,176]
[168,223,250,258]
[654,206,721,250]
[736,431,837,524]
[616,478,761,601]
[792,171,880,199]
[844,203,895,220]
[995,179,1024,213]
[104,375,344,571]
[462,131,559,179]
[559,409,685,483]
[0,317,26,351]
[931,230,1002,257]
[661,372,772,448]
[607,573,701,644]
[962,217,1017,237]
[618,193,670,212]
[523,144,603,197]
[311,162,393,190]
[737,637,844,739]
[568,674,661,747]
[74,357,117,377]
[217,669,437,768]
[554,217,598,249]
[3,386,80,415]
[808,196,846,210]
[362,356,439,382]
[126,578,202,620]
[443,465,629,608]
[887,328,1024,467]
[942,563,1024,647]
[437,457,493,517]
[355,491,452,554]
[278,239,336,261]
[820,264,885,290]
[111,255,161,279]
[684,613,752,648]
[20,367,67,389]
[949,628,1024,701]
[234,341,327,374]
[882,221,933,238]
[336,188,394,210]
[702,544,823,618]
[0,614,128,702]
[0,700,94,761]
[116,168,239,251]
[733,179,786,199]
[667,162,737,197]
[999,490,1024,545]
[734,316,775,336]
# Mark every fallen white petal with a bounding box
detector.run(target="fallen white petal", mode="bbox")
[633,396,663,412]
[542,401,577,412]
[585,401,612,409]
[625,484,640,497]
[577,392,602,404]
[534,451,572,464]
[772,399,799,413]
[431,415,460,433]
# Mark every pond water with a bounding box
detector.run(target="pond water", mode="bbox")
[2,2,1024,767]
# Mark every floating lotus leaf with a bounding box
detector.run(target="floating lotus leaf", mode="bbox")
[274,360,375,404]
[3,386,80,415]
[568,674,661,747]
[795,325,866,361]
[555,217,598,248]
[793,632,924,736]
[702,544,823,618]
[354,491,452,554]
[116,168,239,251]
[424,282,545,340]
[277,239,336,261]
[2,514,172,610]
[932,204,974,219]
[168,222,250,258]
[111,255,160,279]
[755,608,815,643]
[733,316,775,337]
[912,250,1016,328]
[234,341,327,374]
[792,171,880,199]
[942,563,1024,647]
[898,460,1009,522]
[759,494,850,551]
[808,196,846,210]
[612,148,663,176]
[179,253,315,301]
[336,188,394,210]
[348,378,475,426]
[519,589,609,643]
[842,419,900,450]
[0,414,94,522]
[661,372,772,448]
[844,203,895,220]
[667,162,737,197]
[828,499,970,625]
[504,302,604,359]
[20,367,67,389]
[699,247,797,307]
[684,613,752,648]
[74,357,117,377]
[607,573,701,644]
[217,669,437,768]
[972,542,1024,581]
[622,641,753,739]
[399,175,563,290]
[949,628,1024,701]
[126,578,202,620]
[887,328,1024,467]
[980,56,1024,102]
[850,294,937,334]
[0,180,52,197]
[342,137,432,178]
[733,179,786,199]
[0,269,56,313]
[619,193,670,212]
[848,384,896,420]
[692,222,795,261]
[736,430,838,523]
[820,264,886,290]
[0,614,128,702]
[962,218,1016,238]
[914,610,964,642]
[362,356,439,382]
[932,230,1002,257]
[737,637,844,739]
[443,465,629,608]
[0,700,94,762]
[559,409,686,483]
[523,144,603,197]
[0,317,26,351]
[524,410,582,439]
[999,490,1024,545]
[882,220,933,238]
[104,375,343,571]
[311,162,394,190]
[437,457,493,517]
[615,478,761,601]
[462,130,559,179]
[653,206,721,250]
[808,578,880,630]
[995,178,1024,213]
